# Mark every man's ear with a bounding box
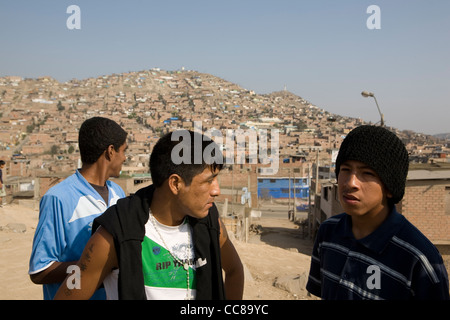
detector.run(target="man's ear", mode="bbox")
[168,174,184,195]
[104,145,115,161]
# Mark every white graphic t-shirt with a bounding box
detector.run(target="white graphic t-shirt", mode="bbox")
[103,216,196,300]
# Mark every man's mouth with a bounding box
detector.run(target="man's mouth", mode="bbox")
[343,194,360,203]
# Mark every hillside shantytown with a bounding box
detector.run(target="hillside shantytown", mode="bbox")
[0,68,449,271]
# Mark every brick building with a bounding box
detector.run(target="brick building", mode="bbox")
[397,166,450,244]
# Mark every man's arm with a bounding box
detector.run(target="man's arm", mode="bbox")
[29,194,69,284]
[305,229,322,298]
[54,226,118,300]
[219,217,244,300]
[30,261,77,284]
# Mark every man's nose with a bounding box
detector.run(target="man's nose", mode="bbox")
[346,172,360,189]
[211,179,220,197]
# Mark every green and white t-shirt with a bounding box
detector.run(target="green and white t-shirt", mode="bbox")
[142,216,196,299]
[103,216,196,300]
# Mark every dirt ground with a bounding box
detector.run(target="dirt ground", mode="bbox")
[0,203,319,300]
[0,204,42,300]
[234,216,318,300]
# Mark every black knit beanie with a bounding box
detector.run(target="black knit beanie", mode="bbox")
[335,125,409,204]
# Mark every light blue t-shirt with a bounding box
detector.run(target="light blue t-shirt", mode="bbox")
[29,170,125,300]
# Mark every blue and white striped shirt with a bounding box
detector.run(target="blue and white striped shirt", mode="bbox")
[306,208,449,300]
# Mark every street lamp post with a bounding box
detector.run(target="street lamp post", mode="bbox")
[361,91,384,127]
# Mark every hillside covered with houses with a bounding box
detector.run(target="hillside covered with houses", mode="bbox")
[0,68,448,192]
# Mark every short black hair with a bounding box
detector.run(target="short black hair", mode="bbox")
[78,117,128,164]
[150,130,224,187]
[0,160,5,166]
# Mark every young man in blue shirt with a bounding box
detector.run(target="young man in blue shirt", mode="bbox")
[306,125,449,300]
[29,117,128,300]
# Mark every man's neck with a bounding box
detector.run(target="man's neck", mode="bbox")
[79,164,108,186]
[150,187,185,226]
[351,205,391,240]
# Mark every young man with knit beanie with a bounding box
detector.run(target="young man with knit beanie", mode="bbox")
[306,125,449,300]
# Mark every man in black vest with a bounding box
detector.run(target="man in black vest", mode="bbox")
[54,130,244,300]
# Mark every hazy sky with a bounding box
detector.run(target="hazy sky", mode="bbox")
[1,1,449,135]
